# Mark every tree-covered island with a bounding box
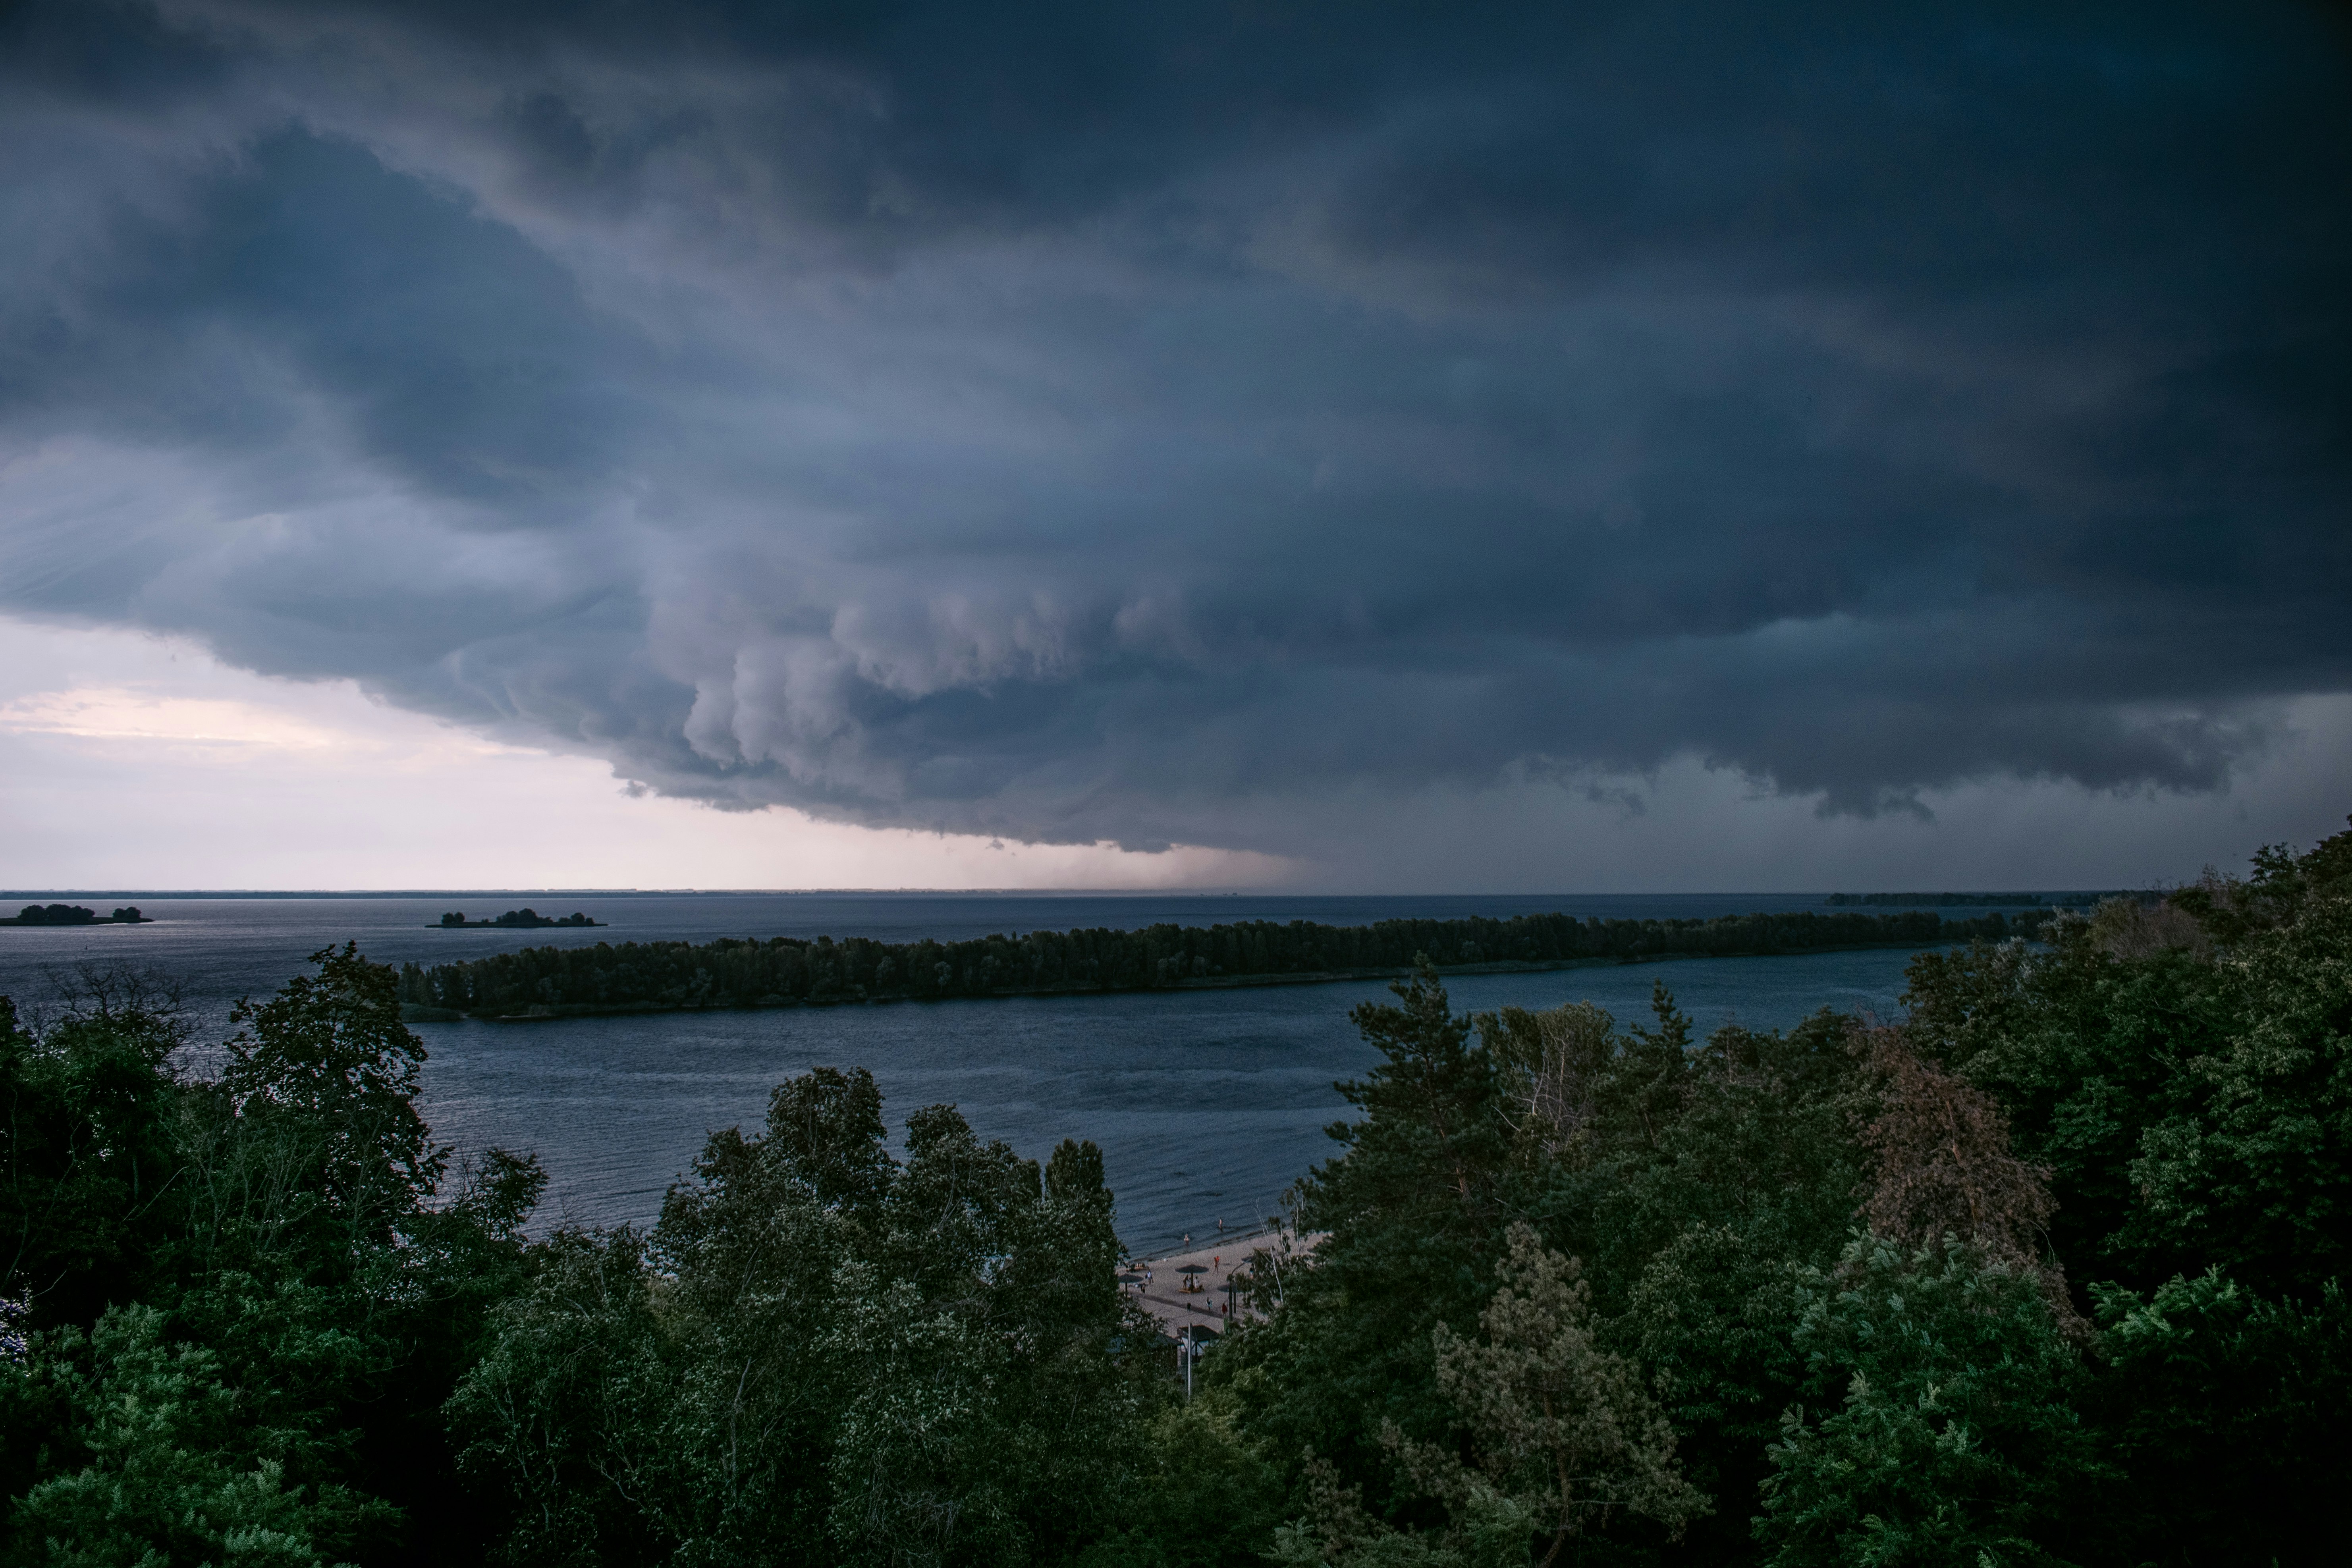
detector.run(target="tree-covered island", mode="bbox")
[432,908,600,930]
[397,905,2055,1020]
[2,818,2346,1564]
[0,903,150,926]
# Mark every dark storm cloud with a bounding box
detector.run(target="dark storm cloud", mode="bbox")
[0,0,2346,855]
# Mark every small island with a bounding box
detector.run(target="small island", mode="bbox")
[2,903,152,926]
[432,908,601,929]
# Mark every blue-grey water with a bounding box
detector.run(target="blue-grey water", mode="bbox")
[0,892,2020,1253]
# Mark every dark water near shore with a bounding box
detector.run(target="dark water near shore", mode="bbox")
[0,892,2020,1253]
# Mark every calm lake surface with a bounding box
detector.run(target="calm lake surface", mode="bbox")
[0,891,2023,1253]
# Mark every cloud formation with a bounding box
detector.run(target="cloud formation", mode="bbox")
[2,0,2346,864]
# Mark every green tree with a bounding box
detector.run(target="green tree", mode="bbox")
[1903,820,2352,1298]
[451,1076,873,1564]
[445,1227,689,1565]
[8,1304,396,1568]
[450,1070,1147,1568]
[1899,928,2228,1291]
[2125,893,2352,1294]
[2,947,543,1566]
[1754,1238,2107,1568]
[1291,1222,1706,1566]
[825,1108,1145,1568]
[205,943,445,1275]
[1268,1223,1704,1568]
[0,986,187,1331]
[1593,1009,1875,1561]
[2087,1269,2352,1567]
[1229,963,1517,1508]
[1071,1386,1288,1568]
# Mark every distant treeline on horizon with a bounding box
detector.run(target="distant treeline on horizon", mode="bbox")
[1823,890,2125,907]
[396,906,2057,1020]
[2,904,150,926]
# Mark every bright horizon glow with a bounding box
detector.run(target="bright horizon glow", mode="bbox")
[4,614,2347,895]
[0,617,1295,892]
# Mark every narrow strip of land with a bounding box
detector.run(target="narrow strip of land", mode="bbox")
[396,906,2053,1022]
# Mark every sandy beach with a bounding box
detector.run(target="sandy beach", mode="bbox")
[1125,1228,1324,1340]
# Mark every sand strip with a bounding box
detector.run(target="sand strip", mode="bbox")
[1124,1228,1324,1340]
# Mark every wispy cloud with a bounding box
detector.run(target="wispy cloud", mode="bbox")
[0,687,364,750]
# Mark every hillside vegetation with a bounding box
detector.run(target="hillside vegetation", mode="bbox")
[2,822,2346,1566]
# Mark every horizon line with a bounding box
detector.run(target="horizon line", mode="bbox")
[3,886,2126,899]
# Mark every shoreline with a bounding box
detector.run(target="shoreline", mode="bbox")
[1127,1228,1323,1341]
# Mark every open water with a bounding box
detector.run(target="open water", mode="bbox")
[0,891,2034,1253]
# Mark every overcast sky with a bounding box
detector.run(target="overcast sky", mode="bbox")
[2,1,2346,891]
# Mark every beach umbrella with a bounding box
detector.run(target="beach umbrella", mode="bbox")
[1177,1264,1208,1275]
[1117,1272,1143,1284]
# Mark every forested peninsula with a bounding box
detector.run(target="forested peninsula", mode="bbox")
[394,906,2055,1020]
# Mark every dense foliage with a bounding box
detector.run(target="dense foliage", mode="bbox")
[395,908,2045,1019]
[0,949,541,1564]
[4,819,2346,1564]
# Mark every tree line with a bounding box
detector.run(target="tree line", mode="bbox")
[2,819,2345,1564]
[1821,891,2109,907]
[394,906,2052,1020]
